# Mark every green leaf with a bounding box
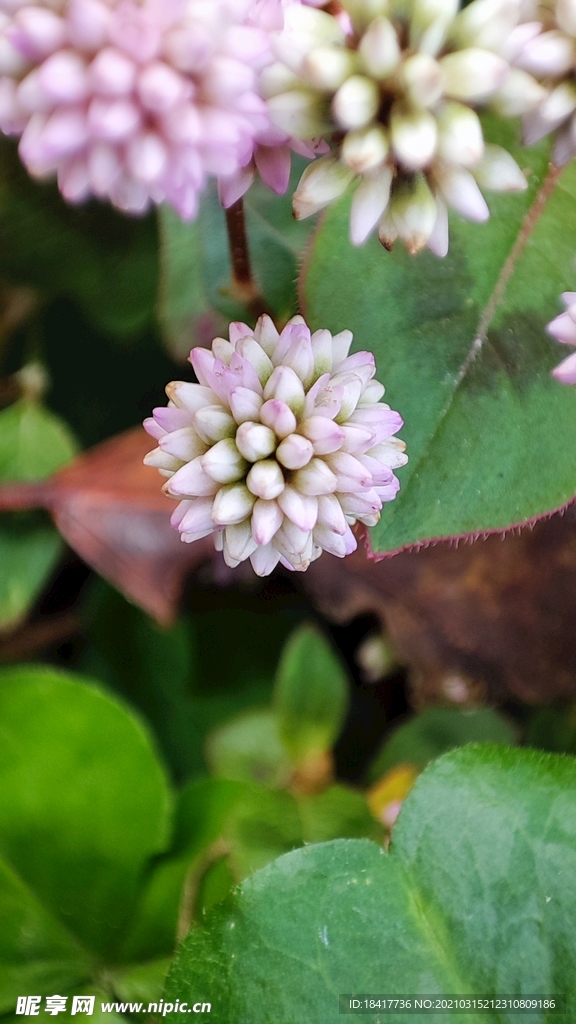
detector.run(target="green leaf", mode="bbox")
[165,745,576,1023]
[205,709,291,788]
[222,784,303,879]
[274,624,349,764]
[524,706,576,755]
[368,706,518,782]
[122,778,303,962]
[0,666,172,958]
[157,206,226,359]
[301,123,576,552]
[0,854,92,1013]
[109,958,172,1004]
[194,856,236,919]
[159,161,313,331]
[297,784,382,844]
[0,139,157,338]
[0,521,63,632]
[243,170,315,323]
[0,398,77,481]
[119,779,245,962]
[0,398,77,630]
[80,581,199,783]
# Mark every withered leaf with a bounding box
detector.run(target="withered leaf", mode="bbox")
[0,427,213,624]
[302,511,576,705]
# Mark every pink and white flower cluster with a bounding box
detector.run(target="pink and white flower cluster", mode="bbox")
[144,314,407,576]
[0,0,275,217]
[547,291,576,384]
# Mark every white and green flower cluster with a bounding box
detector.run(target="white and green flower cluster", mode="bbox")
[511,0,576,163]
[263,0,545,255]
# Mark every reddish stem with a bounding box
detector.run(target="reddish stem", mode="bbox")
[224,198,271,321]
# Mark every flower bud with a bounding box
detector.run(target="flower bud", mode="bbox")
[201,438,247,483]
[450,0,521,52]
[390,173,438,254]
[259,398,297,438]
[472,145,526,192]
[317,493,348,534]
[300,415,346,454]
[292,458,338,495]
[13,7,66,59]
[253,314,280,356]
[369,438,409,469]
[292,154,355,219]
[236,336,274,384]
[435,164,489,221]
[547,311,576,345]
[358,16,400,78]
[278,486,319,531]
[539,81,576,129]
[267,88,328,138]
[194,405,236,443]
[235,421,277,461]
[179,497,216,538]
[313,522,357,558]
[264,365,306,415]
[436,101,484,167]
[552,351,576,385]
[310,329,334,378]
[491,67,546,116]
[516,29,575,78]
[399,53,444,108]
[558,0,576,36]
[390,102,437,170]
[223,520,257,565]
[143,447,182,475]
[350,167,393,245]
[327,450,373,490]
[341,125,389,173]
[332,372,364,421]
[259,61,301,100]
[440,48,508,102]
[340,0,390,35]
[304,45,356,91]
[332,74,380,130]
[228,386,263,424]
[211,483,256,526]
[246,459,285,499]
[159,426,207,462]
[166,455,219,496]
[251,498,283,545]
[276,432,314,469]
[410,0,459,55]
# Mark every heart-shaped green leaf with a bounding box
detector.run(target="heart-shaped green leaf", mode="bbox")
[165,745,576,1023]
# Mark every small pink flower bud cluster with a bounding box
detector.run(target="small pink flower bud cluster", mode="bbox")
[0,0,274,217]
[547,291,576,384]
[265,0,539,255]
[144,314,407,576]
[510,0,576,163]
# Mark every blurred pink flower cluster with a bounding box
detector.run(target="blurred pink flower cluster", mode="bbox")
[0,0,319,215]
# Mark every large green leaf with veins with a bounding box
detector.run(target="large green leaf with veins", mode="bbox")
[301,122,576,553]
[165,745,576,1023]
